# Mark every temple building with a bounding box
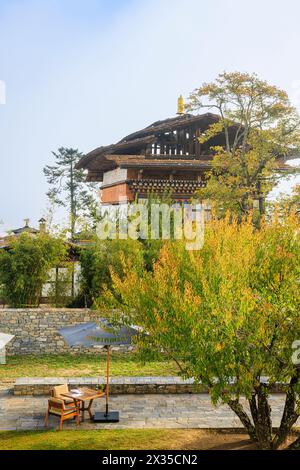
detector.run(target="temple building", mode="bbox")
[76,98,292,206]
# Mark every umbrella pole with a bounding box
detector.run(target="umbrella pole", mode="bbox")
[105,345,110,416]
[94,343,118,422]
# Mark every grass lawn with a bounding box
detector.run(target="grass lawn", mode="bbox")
[0,429,258,450]
[0,353,179,381]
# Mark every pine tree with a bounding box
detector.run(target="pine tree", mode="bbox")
[43,147,98,239]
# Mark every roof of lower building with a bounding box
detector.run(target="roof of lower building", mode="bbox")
[104,154,212,169]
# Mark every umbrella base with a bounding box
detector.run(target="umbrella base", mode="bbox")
[93,411,120,423]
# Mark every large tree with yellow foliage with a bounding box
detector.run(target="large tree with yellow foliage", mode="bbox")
[105,212,300,449]
[186,72,300,219]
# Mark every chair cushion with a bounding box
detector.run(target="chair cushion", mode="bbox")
[49,407,77,416]
[52,384,69,398]
[52,384,74,404]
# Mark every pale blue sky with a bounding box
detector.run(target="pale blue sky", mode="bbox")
[1,0,300,234]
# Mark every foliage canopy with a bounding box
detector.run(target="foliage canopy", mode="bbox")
[187,72,300,219]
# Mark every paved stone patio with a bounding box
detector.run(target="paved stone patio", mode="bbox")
[0,388,298,431]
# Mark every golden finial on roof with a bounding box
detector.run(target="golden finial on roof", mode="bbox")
[177,94,185,115]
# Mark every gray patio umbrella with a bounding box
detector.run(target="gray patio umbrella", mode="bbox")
[59,320,138,423]
[0,332,15,365]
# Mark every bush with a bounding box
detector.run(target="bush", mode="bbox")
[46,264,74,307]
[79,238,145,307]
[0,233,67,307]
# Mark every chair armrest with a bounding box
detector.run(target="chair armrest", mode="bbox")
[49,397,64,405]
[48,397,66,410]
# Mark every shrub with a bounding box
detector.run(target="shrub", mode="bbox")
[0,233,67,307]
[79,238,144,307]
[46,263,74,307]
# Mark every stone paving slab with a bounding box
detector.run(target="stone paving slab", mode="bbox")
[0,389,299,431]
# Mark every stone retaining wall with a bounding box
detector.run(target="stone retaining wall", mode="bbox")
[0,308,129,355]
[14,377,207,396]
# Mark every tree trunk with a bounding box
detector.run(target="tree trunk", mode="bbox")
[249,394,258,428]
[229,389,274,450]
[272,373,299,449]
[228,399,257,443]
[254,386,273,449]
[230,379,299,450]
[70,160,75,240]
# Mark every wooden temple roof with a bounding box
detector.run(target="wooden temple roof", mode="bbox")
[118,113,219,142]
[76,113,221,180]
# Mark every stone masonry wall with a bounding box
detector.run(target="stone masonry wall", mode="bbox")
[0,308,126,355]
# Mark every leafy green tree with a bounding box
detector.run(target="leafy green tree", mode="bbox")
[43,147,98,239]
[0,233,67,307]
[106,212,300,449]
[186,72,300,219]
[79,238,145,307]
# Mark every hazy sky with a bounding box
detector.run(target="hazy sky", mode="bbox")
[1,0,300,234]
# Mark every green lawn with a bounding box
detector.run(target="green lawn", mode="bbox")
[0,430,181,450]
[0,429,256,450]
[0,353,178,381]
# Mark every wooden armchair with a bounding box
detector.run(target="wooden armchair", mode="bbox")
[45,397,79,430]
